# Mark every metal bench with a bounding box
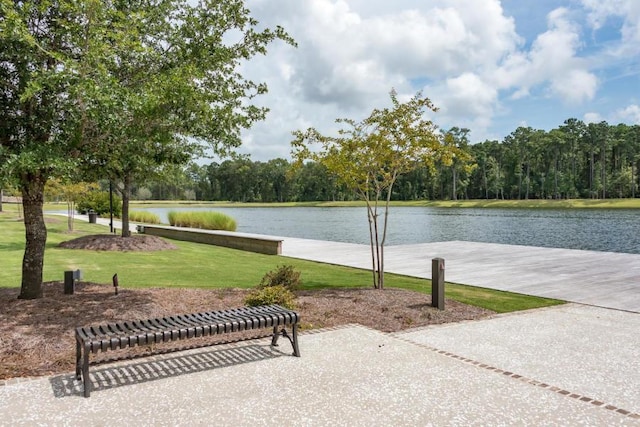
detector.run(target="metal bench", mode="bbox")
[75,304,300,397]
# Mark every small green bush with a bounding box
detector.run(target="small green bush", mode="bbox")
[129,210,161,224]
[76,191,122,217]
[259,265,301,290]
[167,210,237,231]
[244,285,296,310]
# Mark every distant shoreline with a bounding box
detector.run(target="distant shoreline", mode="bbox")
[127,198,640,209]
[10,197,638,212]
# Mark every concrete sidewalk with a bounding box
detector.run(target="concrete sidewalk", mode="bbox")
[281,238,640,313]
[1,304,638,426]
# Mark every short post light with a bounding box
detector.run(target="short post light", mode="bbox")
[64,269,83,295]
[431,258,445,310]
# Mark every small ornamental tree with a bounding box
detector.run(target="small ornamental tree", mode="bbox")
[292,90,451,289]
[45,179,98,231]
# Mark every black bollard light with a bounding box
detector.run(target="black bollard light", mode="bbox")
[64,271,75,295]
[431,258,445,310]
[64,269,82,295]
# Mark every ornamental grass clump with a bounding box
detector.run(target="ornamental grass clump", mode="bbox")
[128,211,161,224]
[244,265,301,310]
[167,210,237,231]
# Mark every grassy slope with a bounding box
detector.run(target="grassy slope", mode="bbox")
[0,208,563,313]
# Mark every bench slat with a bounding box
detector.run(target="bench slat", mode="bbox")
[147,318,173,341]
[168,315,193,339]
[180,314,206,337]
[145,319,170,345]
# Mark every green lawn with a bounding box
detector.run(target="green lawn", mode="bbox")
[0,208,564,313]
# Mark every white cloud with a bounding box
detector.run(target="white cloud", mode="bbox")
[243,0,525,151]
[615,104,640,124]
[584,104,640,125]
[583,112,604,124]
[494,8,598,103]
[233,0,631,160]
[550,69,598,103]
[426,72,498,131]
[582,0,640,54]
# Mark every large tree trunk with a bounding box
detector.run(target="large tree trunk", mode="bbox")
[0,189,3,212]
[19,174,47,300]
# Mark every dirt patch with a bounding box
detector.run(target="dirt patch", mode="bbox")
[59,234,177,251]
[0,283,493,380]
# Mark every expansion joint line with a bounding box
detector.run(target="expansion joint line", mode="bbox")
[391,335,640,421]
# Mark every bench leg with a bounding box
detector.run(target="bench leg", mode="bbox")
[75,339,82,381]
[291,323,300,357]
[271,325,301,357]
[271,325,280,347]
[83,344,91,398]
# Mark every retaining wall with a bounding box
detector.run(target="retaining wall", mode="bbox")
[139,225,282,255]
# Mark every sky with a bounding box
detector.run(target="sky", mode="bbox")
[231,0,640,161]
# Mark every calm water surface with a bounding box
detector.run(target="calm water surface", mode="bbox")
[141,207,640,254]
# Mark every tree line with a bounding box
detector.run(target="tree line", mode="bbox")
[173,120,639,202]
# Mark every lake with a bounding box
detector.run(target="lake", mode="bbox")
[138,206,640,254]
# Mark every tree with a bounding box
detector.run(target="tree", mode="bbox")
[290,161,341,202]
[45,179,98,231]
[76,0,294,236]
[441,127,475,200]
[559,118,586,198]
[584,121,610,198]
[292,90,446,289]
[0,0,292,298]
[0,1,90,299]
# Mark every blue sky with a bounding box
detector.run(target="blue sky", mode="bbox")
[234,0,640,161]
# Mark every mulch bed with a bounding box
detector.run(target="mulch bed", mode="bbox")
[59,235,177,251]
[0,283,492,380]
[0,234,493,380]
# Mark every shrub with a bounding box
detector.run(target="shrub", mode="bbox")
[76,191,122,217]
[129,210,161,224]
[259,265,301,290]
[244,285,296,310]
[244,265,301,309]
[167,210,237,231]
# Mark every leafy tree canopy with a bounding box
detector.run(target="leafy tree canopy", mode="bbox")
[0,0,294,298]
